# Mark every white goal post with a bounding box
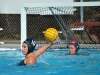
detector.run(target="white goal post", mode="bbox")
[21,2,100,46]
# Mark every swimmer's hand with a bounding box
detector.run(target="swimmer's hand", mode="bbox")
[51,37,59,45]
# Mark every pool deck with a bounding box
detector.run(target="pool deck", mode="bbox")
[0,41,21,50]
[0,42,100,50]
[0,44,20,48]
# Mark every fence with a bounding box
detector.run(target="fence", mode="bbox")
[0,2,100,49]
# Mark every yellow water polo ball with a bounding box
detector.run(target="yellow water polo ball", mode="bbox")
[44,28,59,42]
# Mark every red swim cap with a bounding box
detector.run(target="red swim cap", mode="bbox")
[69,40,79,49]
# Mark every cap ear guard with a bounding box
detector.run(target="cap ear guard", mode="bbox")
[76,43,79,49]
[31,40,36,47]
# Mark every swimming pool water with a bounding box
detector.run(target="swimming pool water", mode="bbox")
[0,49,100,75]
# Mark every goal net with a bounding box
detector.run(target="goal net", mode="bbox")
[21,2,100,49]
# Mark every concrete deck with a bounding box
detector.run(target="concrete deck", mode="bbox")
[0,43,20,50]
[0,43,100,50]
[0,44,20,48]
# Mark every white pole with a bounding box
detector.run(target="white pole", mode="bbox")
[80,0,84,41]
[21,5,27,48]
[23,2,100,7]
[80,0,83,23]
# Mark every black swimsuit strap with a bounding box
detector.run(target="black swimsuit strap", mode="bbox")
[17,59,26,66]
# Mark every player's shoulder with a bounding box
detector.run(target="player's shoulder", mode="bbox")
[25,56,36,65]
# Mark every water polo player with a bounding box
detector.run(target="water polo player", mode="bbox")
[69,40,79,55]
[17,38,57,66]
